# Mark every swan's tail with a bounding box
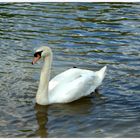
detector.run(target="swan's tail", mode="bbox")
[95,65,107,86]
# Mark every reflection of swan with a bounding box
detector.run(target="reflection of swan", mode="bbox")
[34,98,93,137]
[32,46,107,105]
[34,99,93,138]
[34,104,48,138]
[34,90,105,138]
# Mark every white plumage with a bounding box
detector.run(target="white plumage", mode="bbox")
[32,46,107,105]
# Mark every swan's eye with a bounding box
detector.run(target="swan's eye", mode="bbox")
[34,51,43,57]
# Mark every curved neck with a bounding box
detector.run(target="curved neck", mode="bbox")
[36,52,52,105]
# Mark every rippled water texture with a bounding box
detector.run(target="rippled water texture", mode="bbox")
[0,3,140,138]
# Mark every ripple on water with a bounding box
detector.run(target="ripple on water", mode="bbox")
[0,2,140,138]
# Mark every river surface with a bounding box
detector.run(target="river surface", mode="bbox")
[0,3,140,138]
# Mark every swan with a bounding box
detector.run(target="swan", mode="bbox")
[32,46,107,105]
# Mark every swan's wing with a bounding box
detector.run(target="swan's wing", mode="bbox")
[48,66,107,104]
[48,73,97,104]
[49,68,93,90]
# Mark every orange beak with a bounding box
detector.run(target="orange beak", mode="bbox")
[32,54,41,65]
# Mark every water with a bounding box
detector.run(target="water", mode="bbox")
[0,3,140,138]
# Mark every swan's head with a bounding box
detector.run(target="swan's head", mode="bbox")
[32,46,52,65]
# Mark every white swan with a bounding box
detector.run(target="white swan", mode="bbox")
[32,46,107,105]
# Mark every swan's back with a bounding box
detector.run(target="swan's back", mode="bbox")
[48,66,107,104]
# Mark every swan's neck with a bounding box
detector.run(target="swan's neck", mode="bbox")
[36,53,52,105]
